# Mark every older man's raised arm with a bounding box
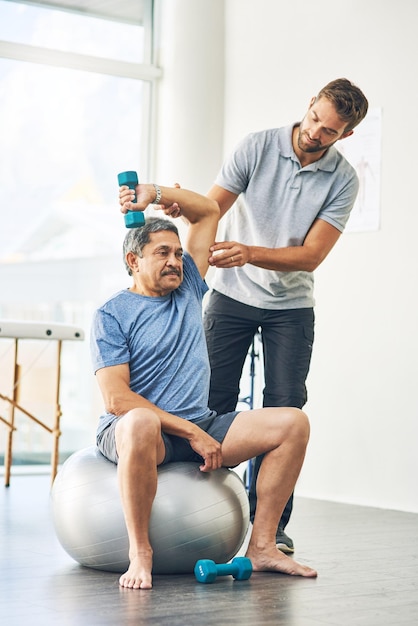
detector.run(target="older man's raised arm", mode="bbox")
[119,182,220,278]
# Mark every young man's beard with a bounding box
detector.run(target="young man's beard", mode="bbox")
[297,127,336,154]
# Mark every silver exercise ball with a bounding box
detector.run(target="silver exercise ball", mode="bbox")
[51,446,249,574]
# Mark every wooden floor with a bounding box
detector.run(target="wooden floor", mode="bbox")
[1,470,418,626]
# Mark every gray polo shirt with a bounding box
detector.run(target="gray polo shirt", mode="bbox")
[211,124,358,309]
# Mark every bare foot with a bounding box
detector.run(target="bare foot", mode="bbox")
[246,544,317,578]
[119,552,153,589]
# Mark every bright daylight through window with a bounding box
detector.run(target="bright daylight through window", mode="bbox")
[0,0,155,467]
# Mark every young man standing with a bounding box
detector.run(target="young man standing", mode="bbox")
[203,78,369,552]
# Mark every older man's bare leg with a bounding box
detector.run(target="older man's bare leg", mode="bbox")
[221,407,317,578]
[115,409,165,589]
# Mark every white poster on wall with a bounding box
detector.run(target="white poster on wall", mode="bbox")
[337,107,382,233]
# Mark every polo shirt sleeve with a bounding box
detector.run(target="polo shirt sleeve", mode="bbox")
[215,133,255,194]
[316,159,360,232]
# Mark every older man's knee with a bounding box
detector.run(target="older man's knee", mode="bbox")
[116,408,161,449]
[290,407,310,443]
[275,406,310,444]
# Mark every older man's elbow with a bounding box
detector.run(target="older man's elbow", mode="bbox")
[104,394,126,417]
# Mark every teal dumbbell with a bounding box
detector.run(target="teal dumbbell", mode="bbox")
[117,170,145,228]
[194,557,252,584]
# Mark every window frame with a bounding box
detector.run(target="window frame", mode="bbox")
[0,0,160,179]
[0,0,159,466]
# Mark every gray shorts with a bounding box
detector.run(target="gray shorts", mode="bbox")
[97,410,239,466]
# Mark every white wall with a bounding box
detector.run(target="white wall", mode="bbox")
[154,0,418,512]
[223,0,418,513]
[154,0,225,193]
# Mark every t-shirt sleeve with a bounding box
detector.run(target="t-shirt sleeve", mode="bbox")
[182,251,209,300]
[90,308,130,374]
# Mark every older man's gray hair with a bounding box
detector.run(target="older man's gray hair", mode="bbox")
[123,217,180,276]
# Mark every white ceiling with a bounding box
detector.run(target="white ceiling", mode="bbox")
[19,0,146,24]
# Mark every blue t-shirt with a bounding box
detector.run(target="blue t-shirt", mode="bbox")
[91,253,211,437]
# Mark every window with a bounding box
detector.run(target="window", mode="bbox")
[0,0,158,466]
[0,0,145,62]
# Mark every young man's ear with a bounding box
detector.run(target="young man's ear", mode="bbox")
[341,129,354,140]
